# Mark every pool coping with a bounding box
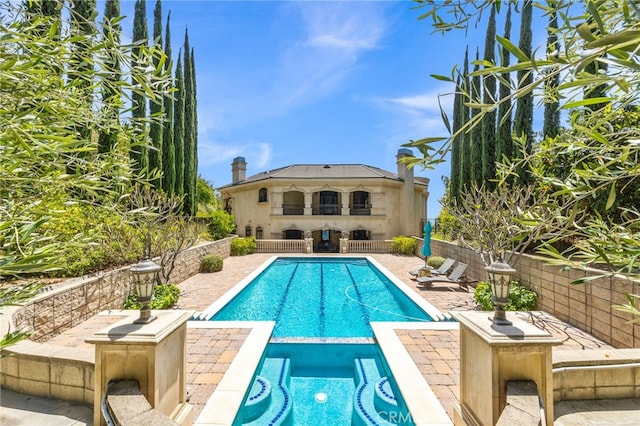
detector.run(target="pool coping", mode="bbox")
[191,255,457,425]
[191,321,275,426]
[372,322,457,426]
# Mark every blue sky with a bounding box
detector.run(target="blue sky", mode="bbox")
[112,1,551,219]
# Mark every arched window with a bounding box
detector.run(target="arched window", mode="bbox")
[245,225,252,237]
[258,188,268,202]
[256,226,263,239]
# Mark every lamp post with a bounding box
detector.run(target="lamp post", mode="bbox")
[485,261,517,326]
[130,258,161,324]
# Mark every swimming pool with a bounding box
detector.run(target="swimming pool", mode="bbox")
[239,343,414,426]
[210,257,433,338]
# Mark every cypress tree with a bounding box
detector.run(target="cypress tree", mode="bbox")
[459,47,471,194]
[190,48,198,201]
[131,0,148,174]
[162,11,176,194]
[583,17,609,111]
[449,76,463,204]
[183,30,196,215]
[496,4,513,163]
[543,6,560,139]
[98,0,121,154]
[148,0,163,187]
[470,48,483,187]
[67,0,96,177]
[513,0,534,185]
[24,0,62,40]
[481,5,497,187]
[174,52,185,197]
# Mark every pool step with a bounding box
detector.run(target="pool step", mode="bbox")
[243,358,293,426]
[353,358,400,426]
[242,375,272,422]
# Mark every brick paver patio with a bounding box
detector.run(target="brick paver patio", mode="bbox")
[48,252,612,422]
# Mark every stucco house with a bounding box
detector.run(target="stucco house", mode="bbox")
[218,148,429,252]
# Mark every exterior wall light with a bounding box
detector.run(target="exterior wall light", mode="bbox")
[485,261,517,326]
[130,258,161,324]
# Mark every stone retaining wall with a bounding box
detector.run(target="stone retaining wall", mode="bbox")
[553,349,640,400]
[429,239,640,349]
[6,238,233,343]
[0,340,94,405]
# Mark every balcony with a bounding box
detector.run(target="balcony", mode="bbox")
[312,204,340,215]
[350,203,371,216]
[283,203,304,215]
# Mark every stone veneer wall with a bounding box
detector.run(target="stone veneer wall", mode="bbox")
[429,239,640,349]
[1,341,94,405]
[9,237,233,343]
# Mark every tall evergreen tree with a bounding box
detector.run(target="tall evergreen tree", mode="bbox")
[470,48,483,187]
[24,0,62,40]
[183,30,196,215]
[449,75,463,204]
[513,0,534,185]
[162,11,176,194]
[543,6,560,139]
[131,0,149,174]
[148,0,163,187]
[67,0,96,176]
[481,5,497,187]
[583,17,609,111]
[496,5,513,163]
[98,0,121,154]
[174,51,185,197]
[459,47,471,193]
[190,47,198,199]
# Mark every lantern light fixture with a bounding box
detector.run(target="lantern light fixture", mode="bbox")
[130,258,161,324]
[485,261,517,326]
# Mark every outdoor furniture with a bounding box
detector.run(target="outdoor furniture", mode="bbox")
[409,258,456,278]
[416,262,476,291]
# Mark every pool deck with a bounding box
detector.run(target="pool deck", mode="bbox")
[9,253,613,424]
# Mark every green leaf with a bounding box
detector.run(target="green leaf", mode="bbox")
[562,97,614,110]
[431,74,453,82]
[576,22,595,42]
[496,35,529,62]
[605,182,616,210]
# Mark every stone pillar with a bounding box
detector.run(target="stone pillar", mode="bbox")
[86,310,194,426]
[304,192,312,215]
[340,237,349,253]
[341,191,350,215]
[305,237,313,253]
[453,311,560,426]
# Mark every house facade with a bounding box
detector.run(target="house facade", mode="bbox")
[218,149,429,252]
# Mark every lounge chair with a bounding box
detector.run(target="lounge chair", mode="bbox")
[409,258,456,278]
[416,262,476,291]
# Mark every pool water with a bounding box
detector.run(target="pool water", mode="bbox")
[212,257,432,338]
[238,343,414,426]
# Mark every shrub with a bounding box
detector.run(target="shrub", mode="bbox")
[207,210,235,240]
[124,283,181,310]
[426,256,446,269]
[231,237,256,256]
[389,236,417,256]
[200,254,223,272]
[474,281,538,311]
[436,207,459,240]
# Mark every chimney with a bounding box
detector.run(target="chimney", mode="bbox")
[231,157,247,184]
[396,148,416,236]
[396,148,413,181]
